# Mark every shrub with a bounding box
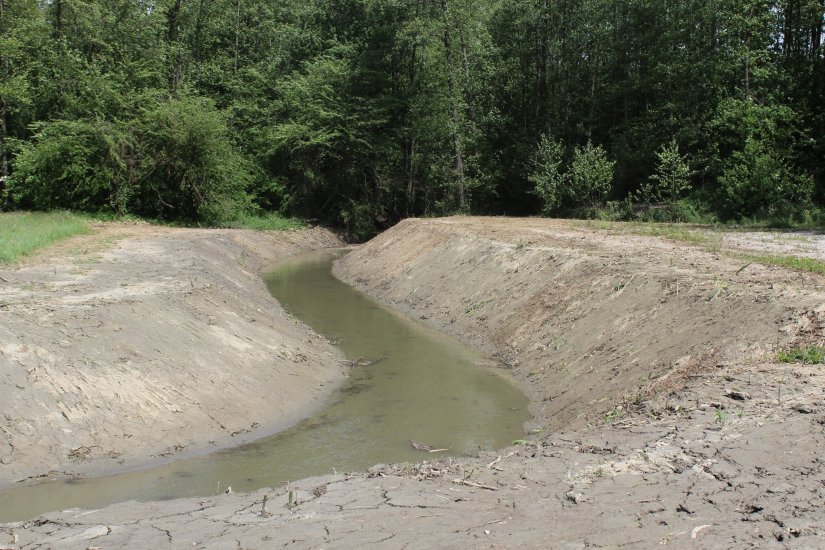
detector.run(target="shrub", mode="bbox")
[718,137,812,220]
[639,139,693,204]
[529,135,565,215]
[134,96,252,224]
[7,119,137,214]
[569,142,614,207]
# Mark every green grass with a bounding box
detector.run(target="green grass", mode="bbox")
[740,253,825,276]
[580,219,721,249]
[778,345,825,364]
[218,212,306,231]
[0,211,90,263]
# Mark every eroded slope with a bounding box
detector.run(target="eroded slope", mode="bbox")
[0,225,346,485]
[335,217,825,429]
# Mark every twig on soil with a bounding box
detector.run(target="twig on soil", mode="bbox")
[451,478,498,491]
[735,263,752,275]
[487,451,517,469]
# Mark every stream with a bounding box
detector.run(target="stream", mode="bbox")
[0,249,529,522]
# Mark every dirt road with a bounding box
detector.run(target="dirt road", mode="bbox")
[3,217,825,548]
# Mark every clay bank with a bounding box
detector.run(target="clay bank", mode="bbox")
[3,217,825,549]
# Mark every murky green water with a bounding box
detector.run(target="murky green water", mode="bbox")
[0,250,528,522]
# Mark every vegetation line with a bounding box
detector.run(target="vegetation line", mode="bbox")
[1,1,822,239]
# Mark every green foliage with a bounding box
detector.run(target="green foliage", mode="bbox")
[529,135,565,215]
[218,212,305,231]
[741,253,825,276]
[569,142,615,207]
[778,346,825,365]
[8,120,137,214]
[135,97,253,224]
[710,99,814,221]
[639,139,693,204]
[1,0,824,228]
[0,211,89,263]
[718,137,813,220]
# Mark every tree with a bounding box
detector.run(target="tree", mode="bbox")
[569,142,614,207]
[639,139,693,204]
[528,135,565,215]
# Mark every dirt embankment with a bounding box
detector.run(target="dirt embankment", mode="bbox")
[335,217,825,430]
[0,224,346,486]
[4,218,825,549]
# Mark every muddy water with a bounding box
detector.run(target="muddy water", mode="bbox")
[0,250,528,522]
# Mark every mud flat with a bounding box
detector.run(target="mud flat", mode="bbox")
[4,217,825,549]
[0,223,346,486]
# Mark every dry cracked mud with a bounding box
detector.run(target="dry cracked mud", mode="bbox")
[2,217,825,549]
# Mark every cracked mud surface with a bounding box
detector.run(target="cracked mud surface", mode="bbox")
[6,364,825,548]
[0,223,346,486]
[3,218,825,548]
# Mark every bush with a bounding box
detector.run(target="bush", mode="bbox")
[7,120,137,214]
[569,142,615,207]
[528,135,565,215]
[638,139,692,204]
[529,138,616,214]
[134,97,253,224]
[718,137,813,221]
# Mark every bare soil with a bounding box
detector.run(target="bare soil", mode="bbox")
[0,223,346,486]
[3,217,825,549]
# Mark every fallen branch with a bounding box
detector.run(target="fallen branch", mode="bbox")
[487,451,518,469]
[410,441,449,453]
[451,478,498,491]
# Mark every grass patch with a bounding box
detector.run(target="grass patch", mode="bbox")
[219,212,306,231]
[740,253,825,276]
[0,211,90,263]
[778,345,825,364]
[584,219,825,277]
[580,220,721,250]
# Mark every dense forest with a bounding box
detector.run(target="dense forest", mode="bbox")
[1,0,823,237]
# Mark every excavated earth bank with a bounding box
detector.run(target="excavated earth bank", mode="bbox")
[0,223,346,486]
[3,217,825,549]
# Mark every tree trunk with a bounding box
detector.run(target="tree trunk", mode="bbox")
[167,0,184,93]
[54,0,63,38]
[167,0,182,42]
[193,0,207,86]
[440,0,466,210]
[406,139,416,216]
[535,0,549,137]
[0,97,7,182]
[1,0,7,184]
[234,0,241,73]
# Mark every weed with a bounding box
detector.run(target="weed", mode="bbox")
[713,277,730,289]
[603,406,625,423]
[778,345,825,364]
[512,439,529,446]
[465,302,483,315]
[714,408,727,425]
